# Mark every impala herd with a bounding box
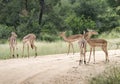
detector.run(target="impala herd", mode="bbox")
[59,29,109,64]
[8,29,109,65]
[8,32,37,58]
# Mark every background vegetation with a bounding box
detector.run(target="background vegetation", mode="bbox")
[0,0,120,59]
[90,65,120,84]
[0,0,120,42]
[0,1,120,83]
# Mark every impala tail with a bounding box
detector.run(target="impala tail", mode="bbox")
[31,44,34,49]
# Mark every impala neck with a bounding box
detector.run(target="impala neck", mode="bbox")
[84,32,93,40]
[61,35,68,42]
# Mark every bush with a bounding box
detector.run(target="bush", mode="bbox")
[17,22,40,39]
[40,33,59,42]
[0,24,15,43]
[99,27,120,38]
[65,14,96,34]
[89,66,120,84]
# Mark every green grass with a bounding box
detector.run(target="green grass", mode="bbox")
[0,41,81,59]
[89,65,120,84]
[0,38,119,60]
[0,27,120,60]
[99,27,120,39]
[97,27,120,50]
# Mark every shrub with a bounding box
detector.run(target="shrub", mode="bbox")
[99,27,120,38]
[89,66,120,84]
[40,33,59,42]
[65,14,96,34]
[0,24,15,43]
[17,22,40,39]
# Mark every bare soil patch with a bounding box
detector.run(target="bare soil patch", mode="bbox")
[0,50,120,84]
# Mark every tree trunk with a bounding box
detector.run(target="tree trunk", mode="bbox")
[39,0,44,25]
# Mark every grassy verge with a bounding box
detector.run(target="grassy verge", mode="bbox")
[89,65,120,84]
[99,27,120,39]
[0,38,119,59]
[0,28,120,59]
[0,41,81,59]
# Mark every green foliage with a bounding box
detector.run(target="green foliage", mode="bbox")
[17,22,40,39]
[40,33,59,42]
[65,14,96,34]
[98,12,120,32]
[74,0,108,20]
[116,6,120,15]
[40,21,61,42]
[18,9,41,39]
[0,24,15,43]
[107,0,120,7]
[0,0,21,26]
[99,27,120,39]
[90,66,120,84]
[0,24,15,39]
[0,0,120,42]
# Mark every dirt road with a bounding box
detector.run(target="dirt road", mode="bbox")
[0,50,120,84]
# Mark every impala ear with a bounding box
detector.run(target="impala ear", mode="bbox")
[11,32,17,37]
[62,31,66,34]
[88,28,95,31]
[64,31,66,33]
[11,32,15,35]
[59,32,62,35]
[87,28,91,32]
[57,32,60,35]
[59,31,65,36]
[83,31,86,34]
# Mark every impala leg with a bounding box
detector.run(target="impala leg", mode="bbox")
[106,51,109,62]
[84,48,86,64]
[67,43,70,55]
[93,47,95,64]
[79,60,83,65]
[12,47,15,58]
[10,46,12,58]
[71,43,74,55]
[84,53,86,64]
[27,44,29,58]
[16,46,19,58]
[79,47,83,65]
[102,46,109,62]
[105,46,109,62]
[22,44,25,57]
[106,50,109,62]
[35,46,37,57]
[33,44,37,57]
[88,47,92,63]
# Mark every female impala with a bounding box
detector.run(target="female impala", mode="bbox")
[84,30,109,63]
[59,31,82,55]
[22,33,37,57]
[8,32,18,58]
[78,32,87,65]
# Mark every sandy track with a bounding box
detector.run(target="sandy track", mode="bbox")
[0,50,120,84]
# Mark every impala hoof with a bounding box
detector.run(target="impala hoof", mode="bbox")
[84,61,86,64]
[12,55,15,58]
[17,54,19,58]
[93,62,96,64]
[35,53,37,56]
[79,60,83,65]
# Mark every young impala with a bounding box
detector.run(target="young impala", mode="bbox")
[22,33,37,57]
[84,30,109,64]
[8,32,18,58]
[59,31,83,55]
[78,31,87,65]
